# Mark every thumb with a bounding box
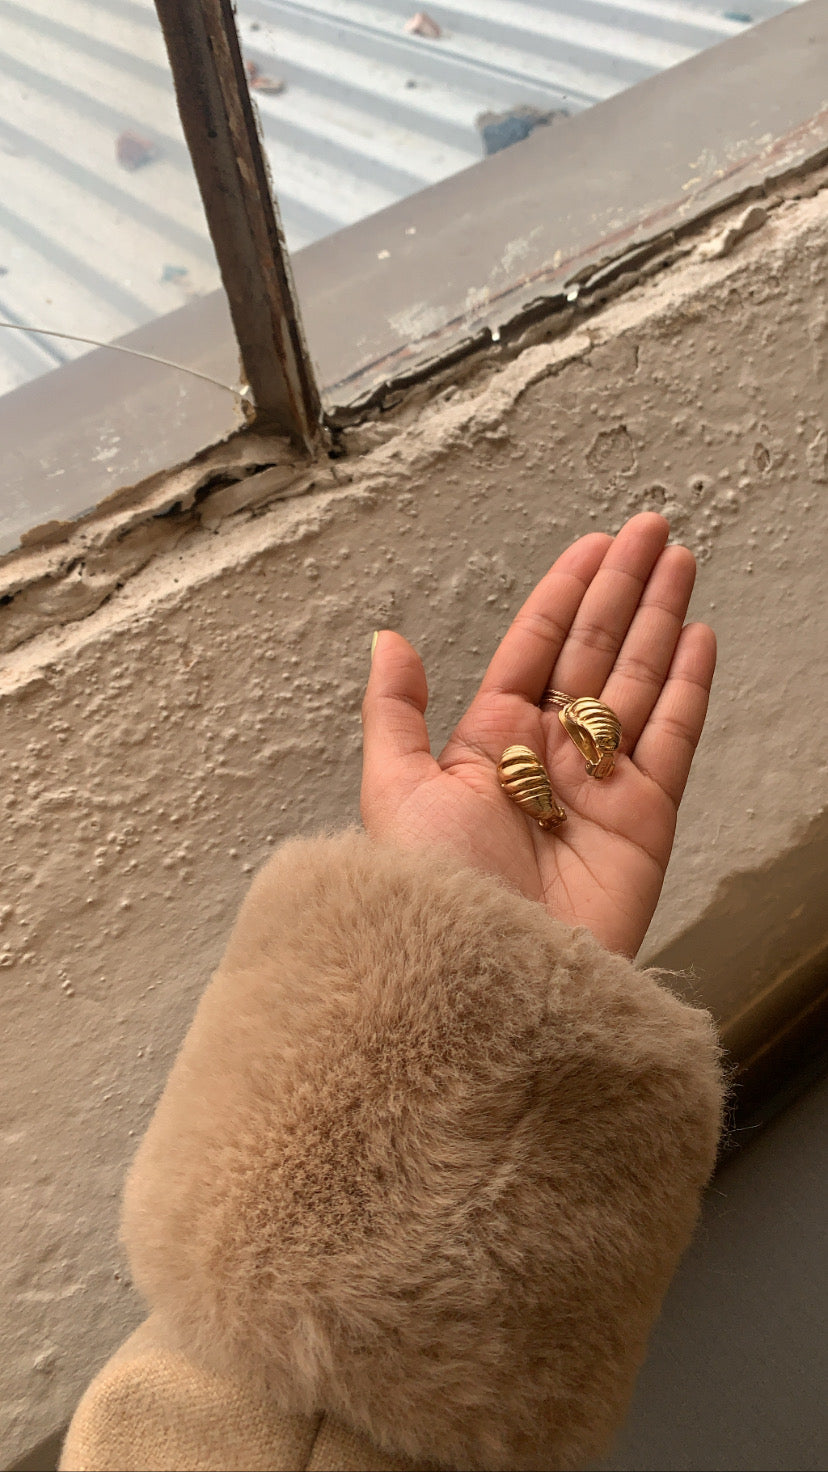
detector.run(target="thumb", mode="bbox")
[361,630,434,806]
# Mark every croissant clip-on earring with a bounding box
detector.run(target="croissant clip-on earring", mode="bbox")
[541,689,622,780]
[497,746,566,830]
[559,697,621,779]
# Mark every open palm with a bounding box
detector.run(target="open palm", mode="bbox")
[361,513,715,958]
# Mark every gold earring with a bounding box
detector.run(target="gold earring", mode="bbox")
[497,746,566,829]
[557,697,621,779]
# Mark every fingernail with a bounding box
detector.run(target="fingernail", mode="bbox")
[370,630,379,662]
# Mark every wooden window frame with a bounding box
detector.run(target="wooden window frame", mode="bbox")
[153,0,320,449]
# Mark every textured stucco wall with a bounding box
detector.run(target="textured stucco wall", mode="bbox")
[1,186,826,1463]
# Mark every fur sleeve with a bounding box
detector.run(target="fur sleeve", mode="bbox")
[121,831,724,1472]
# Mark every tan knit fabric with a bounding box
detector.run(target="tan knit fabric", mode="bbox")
[60,1318,425,1472]
[306,1413,424,1471]
[62,832,724,1472]
[59,1317,320,1471]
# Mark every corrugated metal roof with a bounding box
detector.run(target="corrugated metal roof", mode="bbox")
[0,0,803,395]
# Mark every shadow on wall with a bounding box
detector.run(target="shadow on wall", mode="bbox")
[597,1060,828,1472]
[649,804,828,1074]
[6,1427,65,1472]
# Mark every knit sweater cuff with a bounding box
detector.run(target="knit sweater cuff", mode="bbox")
[117,831,723,1472]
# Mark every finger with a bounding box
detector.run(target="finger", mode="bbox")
[476,532,613,702]
[601,543,697,752]
[549,513,670,697]
[361,630,434,794]
[631,623,717,808]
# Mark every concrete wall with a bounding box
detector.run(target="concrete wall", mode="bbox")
[1,184,826,1464]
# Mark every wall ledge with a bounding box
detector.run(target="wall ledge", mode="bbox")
[1,178,826,673]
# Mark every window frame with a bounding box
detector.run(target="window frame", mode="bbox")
[1,2,826,558]
[153,0,320,448]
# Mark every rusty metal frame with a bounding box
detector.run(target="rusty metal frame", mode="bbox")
[153,0,320,449]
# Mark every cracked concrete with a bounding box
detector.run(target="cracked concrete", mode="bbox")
[1,186,827,1463]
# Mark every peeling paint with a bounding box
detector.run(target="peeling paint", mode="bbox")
[697,203,769,259]
[387,302,451,342]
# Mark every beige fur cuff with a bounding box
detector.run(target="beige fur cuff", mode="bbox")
[121,832,723,1472]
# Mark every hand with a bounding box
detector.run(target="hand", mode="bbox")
[360,513,715,958]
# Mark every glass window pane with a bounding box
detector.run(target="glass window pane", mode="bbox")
[0,0,230,388]
[0,0,242,549]
[235,0,803,254]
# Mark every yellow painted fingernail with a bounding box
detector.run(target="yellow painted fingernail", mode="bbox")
[370,630,379,662]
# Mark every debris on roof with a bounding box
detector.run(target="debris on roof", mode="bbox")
[244,59,286,93]
[476,104,567,157]
[404,12,443,39]
[115,131,160,172]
